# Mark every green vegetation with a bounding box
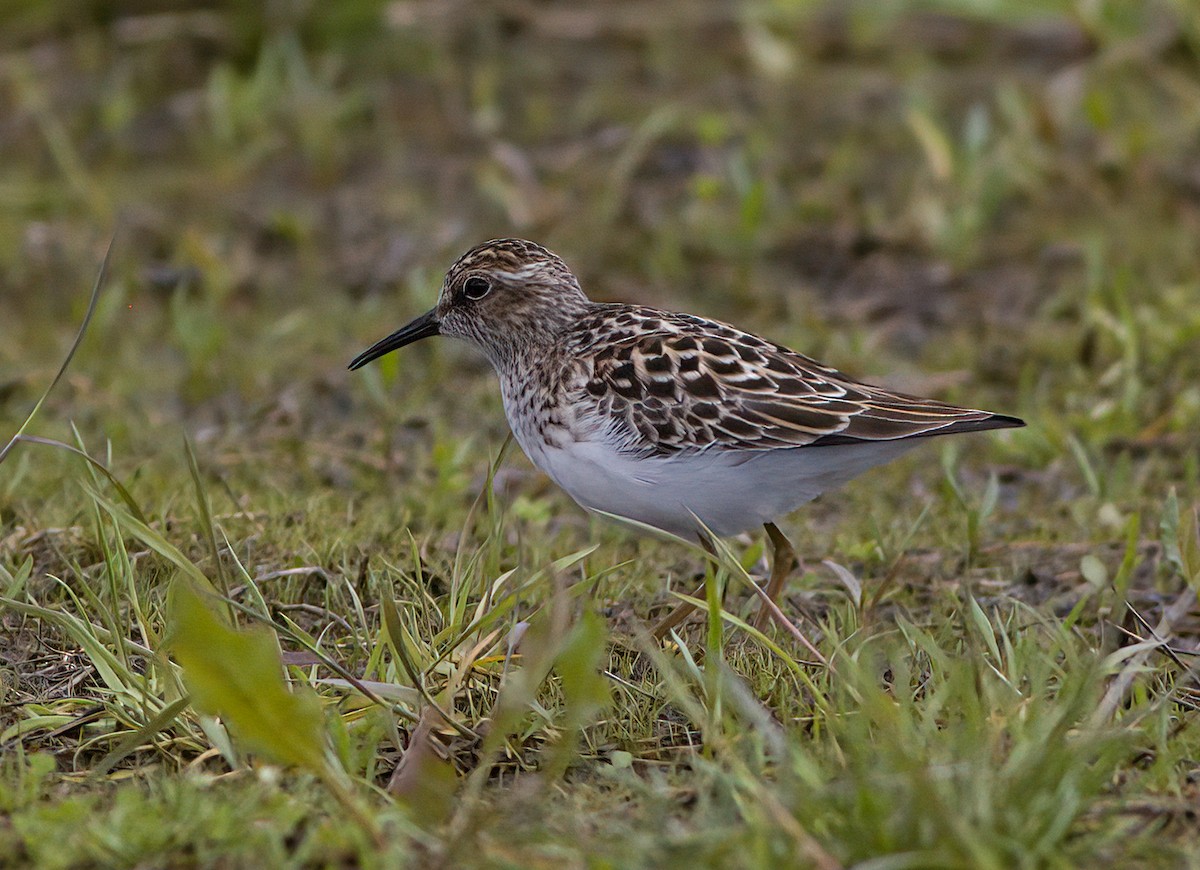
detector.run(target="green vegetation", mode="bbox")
[3,1,1200,866]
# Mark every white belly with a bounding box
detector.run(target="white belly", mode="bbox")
[511,421,918,539]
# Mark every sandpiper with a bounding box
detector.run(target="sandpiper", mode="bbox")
[350,239,1024,633]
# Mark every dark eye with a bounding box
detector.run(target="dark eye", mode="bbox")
[463,276,491,300]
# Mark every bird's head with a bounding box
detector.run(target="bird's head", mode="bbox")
[348,238,589,371]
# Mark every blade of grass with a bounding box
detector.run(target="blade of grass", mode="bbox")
[0,236,113,466]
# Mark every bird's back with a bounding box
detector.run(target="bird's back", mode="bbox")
[561,302,1022,460]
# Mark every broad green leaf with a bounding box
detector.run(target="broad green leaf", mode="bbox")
[167,578,325,771]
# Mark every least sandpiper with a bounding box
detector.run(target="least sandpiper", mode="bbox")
[350,239,1024,632]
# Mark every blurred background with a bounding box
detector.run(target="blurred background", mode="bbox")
[5,5,1200,863]
[1,0,1198,521]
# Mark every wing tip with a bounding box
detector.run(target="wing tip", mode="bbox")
[978,412,1026,431]
[809,410,1026,447]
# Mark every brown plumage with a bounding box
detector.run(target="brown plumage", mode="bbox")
[350,238,1025,634]
[564,305,1022,457]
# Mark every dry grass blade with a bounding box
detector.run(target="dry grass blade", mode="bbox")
[387,705,456,824]
[1091,590,1197,727]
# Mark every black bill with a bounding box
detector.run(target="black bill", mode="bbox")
[348,309,441,370]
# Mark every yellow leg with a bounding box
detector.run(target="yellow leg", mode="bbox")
[651,534,717,640]
[752,522,798,630]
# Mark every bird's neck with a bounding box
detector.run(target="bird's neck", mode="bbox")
[481,299,596,377]
[486,331,564,383]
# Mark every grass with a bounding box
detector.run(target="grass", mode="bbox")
[3,1,1200,866]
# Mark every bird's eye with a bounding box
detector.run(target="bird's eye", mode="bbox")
[463,276,491,300]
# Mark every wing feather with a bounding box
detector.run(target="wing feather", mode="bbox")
[573,306,1023,455]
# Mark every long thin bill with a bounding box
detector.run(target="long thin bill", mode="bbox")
[348,308,441,370]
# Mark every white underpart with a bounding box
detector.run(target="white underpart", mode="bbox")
[506,403,919,539]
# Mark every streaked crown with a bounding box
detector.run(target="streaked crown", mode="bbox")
[435,239,590,362]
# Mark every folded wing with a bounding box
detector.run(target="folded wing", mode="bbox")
[580,309,1023,456]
